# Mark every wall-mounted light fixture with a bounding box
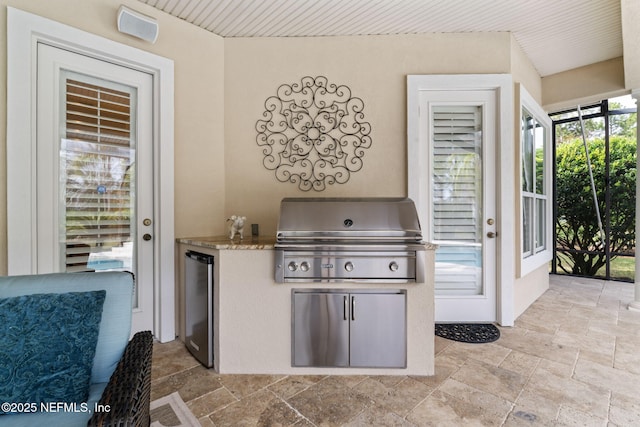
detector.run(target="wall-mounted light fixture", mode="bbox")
[117,5,159,43]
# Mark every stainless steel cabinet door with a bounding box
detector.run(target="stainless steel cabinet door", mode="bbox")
[349,293,406,368]
[293,292,349,367]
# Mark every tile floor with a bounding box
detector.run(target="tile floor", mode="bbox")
[151,275,640,426]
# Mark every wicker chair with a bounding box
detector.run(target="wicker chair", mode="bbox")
[87,330,153,426]
[0,272,153,427]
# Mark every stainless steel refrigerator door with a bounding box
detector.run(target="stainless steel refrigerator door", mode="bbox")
[292,292,349,367]
[349,292,406,368]
[185,251,214,368]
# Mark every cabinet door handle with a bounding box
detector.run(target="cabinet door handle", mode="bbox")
[351,296,355,321]
[344,295,348,321]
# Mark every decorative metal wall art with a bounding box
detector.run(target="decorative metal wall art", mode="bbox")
[256,76,372,191]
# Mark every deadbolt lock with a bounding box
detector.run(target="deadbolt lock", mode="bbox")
[487,218,495,225]
[143,218,152,226]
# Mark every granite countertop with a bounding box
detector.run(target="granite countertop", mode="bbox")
[178,235,437,251]
[176,235,276,250]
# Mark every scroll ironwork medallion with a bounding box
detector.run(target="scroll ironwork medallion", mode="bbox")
[256,76,372,191]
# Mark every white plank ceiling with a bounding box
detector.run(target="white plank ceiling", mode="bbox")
[139,0,622,77]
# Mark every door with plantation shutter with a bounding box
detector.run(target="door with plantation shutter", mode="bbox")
[36,43,154,334]
[419,90,497,322]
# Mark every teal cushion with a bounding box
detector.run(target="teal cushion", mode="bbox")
[0,291,106,413]
[0,272,134,384]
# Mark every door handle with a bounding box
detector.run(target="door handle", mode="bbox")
[487,231,497,238]
[143,233,152,241]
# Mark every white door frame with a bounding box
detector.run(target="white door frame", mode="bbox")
[7,7,176,342]
[407,74,515,326]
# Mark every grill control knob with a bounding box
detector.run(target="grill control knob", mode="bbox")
[288,262,298,271]
[344,261,354,272]
[300,261,310,272]
[389,261,399,272]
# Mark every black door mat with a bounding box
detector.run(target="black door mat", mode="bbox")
[435,323,500,344]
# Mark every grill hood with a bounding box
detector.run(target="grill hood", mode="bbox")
[275,197,423,243]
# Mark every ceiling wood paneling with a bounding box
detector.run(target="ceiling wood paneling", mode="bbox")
[138,0,622,77]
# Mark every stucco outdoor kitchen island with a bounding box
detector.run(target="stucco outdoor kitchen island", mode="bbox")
[176,236,436,376]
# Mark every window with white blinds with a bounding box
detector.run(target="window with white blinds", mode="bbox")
[432,105,483,295]
[61,77,135,272]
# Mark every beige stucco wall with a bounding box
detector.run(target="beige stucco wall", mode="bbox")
[224,32,513,236]
[0,0,226,275]
[542,57,627,112]
[513,263,549,319]
[510,36,542,104]
[509,38,551,316]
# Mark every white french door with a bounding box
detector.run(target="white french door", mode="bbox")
[37,43,154,334]
[419,90,498,322]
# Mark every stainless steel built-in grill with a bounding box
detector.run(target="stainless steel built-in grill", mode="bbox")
[275,197,425,283]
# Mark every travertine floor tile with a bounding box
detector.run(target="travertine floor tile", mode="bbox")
[151,340,200,381]
[609,392,640,426]
[287,377,373,425]
[217,374,285,399]
[353,377,432,417]
[509,388,560,425]
[498,350,540,379]
[267,375,326,400]
[343,405,416,427]
[552,329,615,359]
[186,387,237,418]
[438,378,514,415]
[573,358,640,399]
[150,276,640,426]
[198,415,215,427]
[613,335,640,375]
[497,328,579,365]
[208,389,298,426]
[451,359,527,402]
[590,318,639,337]
[526,362,610,419]
[407,388,509,426]
[441,341,511,367]
[151,364,222,401]
[556,404,608,426]
[410,354,461,390]
[434,335,454,355]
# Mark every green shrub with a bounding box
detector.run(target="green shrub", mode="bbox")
[555,136,636,276]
